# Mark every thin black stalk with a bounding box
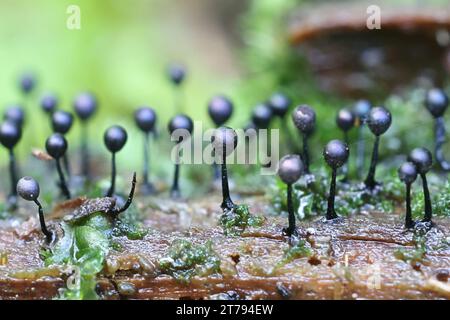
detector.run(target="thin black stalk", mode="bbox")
[286,183,295,235]
[34,199,52,243]
[365,135,379,189]
[356,126,365,178]
[326,168,338,220]
[172,163,180,193]
[405,183,414,228]
[106,152,116,197]
[9,149,17,197]
[435,117,450,171]
[421,173,432,222]
[341,131,349,182]
[143,132,150,185]
[63,153,71,178]
[220,146,234,210]
[302,133,310,173]
[56,159,71,199]
[80,122,90,178]
[171,144,180,197]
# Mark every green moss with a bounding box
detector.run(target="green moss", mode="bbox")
[394,232,427,266]
[263,240,312,275]
[276,240,311,268]
[43,205,147,299]
[270,168,403,220]
[158,239,221,283]
[44,223,108,300]
[79,212,112,233]
[413,181,450,219]
[112,220,147,240]
[112,204,148,240]
[219,204,264,236]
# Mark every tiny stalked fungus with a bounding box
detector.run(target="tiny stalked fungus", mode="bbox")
[168,114,193,198]
[211,127,238,210]
[408,147,433,223]
[364,106,392,190]
[0,121,22,207]
[134,107,157,194]
[52,110,74,135]
[269,93,295,152]
[269,93,291,118]
[208,95,233,127]
[208,96,233,181]
[425,88,449,171]
[398,162,418,229]
[73,92,97,178]
[278,154,303,236]
[167,63,186,113]
[336,108,355,141]
[17,176,52,242]
[168,63,186,86]
[336,108,355,181]
[103,125,128,197]
[40,93,58,116]
[252,103,273,129]
[323,140,349,220]
[292,105,316,173]
[4,105,25,128]
[19,72,36,95]
[52,110,74,176]
[353,99,372,178]
[45,133,71,199]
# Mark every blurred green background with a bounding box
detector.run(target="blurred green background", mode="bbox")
[0,0,448,196]
[0,0,253,177]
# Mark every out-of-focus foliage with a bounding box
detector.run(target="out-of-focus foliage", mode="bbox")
[0,0,449,198]
[270,166,405,219]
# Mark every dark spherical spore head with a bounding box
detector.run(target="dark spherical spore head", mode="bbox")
[19,72,36,94]
[252,103,273,129]
[211,126,238,157]
[168,114,194,135]
[425,88,448,118]
[40,93,58,114]
[45,133,67,159]
[398,162,418,184]
[292,105,316,134]
[4,105,25,127]
[367,106,392,136]
[104,125,128,153]
[353,99,372,120]
[323,139,349,169]
[134,107,157,133]
[17,176,40,201]
[73,92,97,121]
[336,108,355,132]
[0,121,22,149]
[269,93,291,117]
[208,96,233,126]
[278,154,303,185]
[408,147,432,174]
[52,110,74,134]
[167,63,186,85]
